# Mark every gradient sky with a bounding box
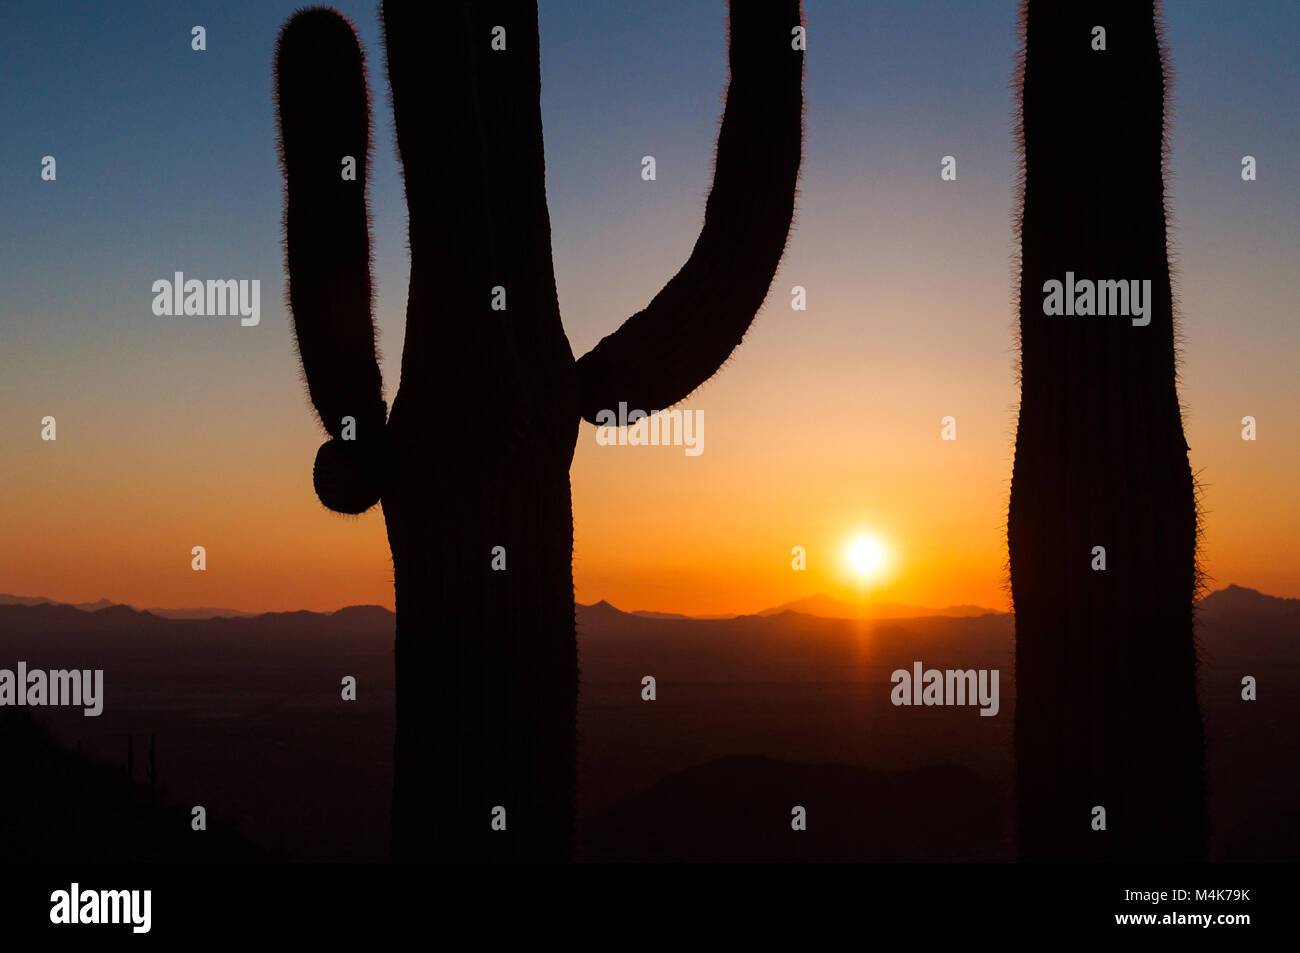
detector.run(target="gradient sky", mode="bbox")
[2,0,1297,615]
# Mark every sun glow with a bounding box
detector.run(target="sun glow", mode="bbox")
[845,534,890,581]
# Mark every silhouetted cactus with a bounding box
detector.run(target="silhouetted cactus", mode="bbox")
[275,1,802,860]
[1009,0,1205,860]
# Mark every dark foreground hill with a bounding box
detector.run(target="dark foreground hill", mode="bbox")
[0,708,274,862]
[581,757,1006,862]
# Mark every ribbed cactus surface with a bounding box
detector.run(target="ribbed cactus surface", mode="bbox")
[1010,0,1205,861]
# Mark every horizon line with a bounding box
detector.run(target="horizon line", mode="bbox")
[0,583,1285,622]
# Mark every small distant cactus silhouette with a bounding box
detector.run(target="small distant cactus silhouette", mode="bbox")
[1009,0,1205,860]
[275,1,803,860]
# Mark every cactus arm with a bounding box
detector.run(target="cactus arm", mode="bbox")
[574,0,804,424]
[275,9,386,512]
[274,8,383,433]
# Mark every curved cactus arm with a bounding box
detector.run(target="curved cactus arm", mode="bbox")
[274,8,383,432]
[574,0,804,425]
[275,8,387,512]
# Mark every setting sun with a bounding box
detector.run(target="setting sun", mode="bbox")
[845,534,890,580]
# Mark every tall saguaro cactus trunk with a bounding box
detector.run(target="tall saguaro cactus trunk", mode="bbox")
[1010,0,1205,860]
[275,1,803,861]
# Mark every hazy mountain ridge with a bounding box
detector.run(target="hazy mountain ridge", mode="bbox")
[0,593,257,620]
[8,584,1291,629]
[3,591,1000,624]
[1198,584,1300,622]
[756,593,1000,620]
[0,597,394,628]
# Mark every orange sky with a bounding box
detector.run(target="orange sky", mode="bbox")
[3,281,1294,616]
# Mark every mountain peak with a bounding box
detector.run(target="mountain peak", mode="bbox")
[1200,584,1299,621]
[756,593,999,621]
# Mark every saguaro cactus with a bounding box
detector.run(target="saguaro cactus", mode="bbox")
[274,1,802,860]
[1009,0,1205,860]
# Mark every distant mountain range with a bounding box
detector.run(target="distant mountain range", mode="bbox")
[753,593,998,620]
[1,591,998,623]
[0,593,256,620]
[1198,583,1300,623]
[629,594,1000,621]
[4,584,1295,626]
